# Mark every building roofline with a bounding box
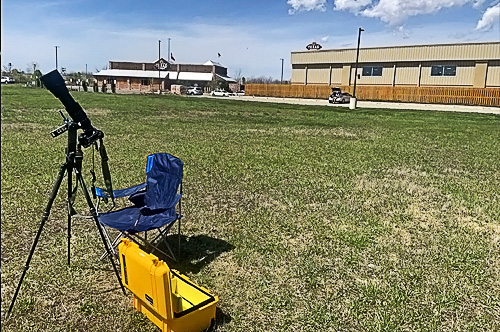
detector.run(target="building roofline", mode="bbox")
[109,59,158,63]
[93,69,215,81]
[291,41,500,55]
[108,59,227,68]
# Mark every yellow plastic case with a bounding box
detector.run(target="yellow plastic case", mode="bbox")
[118,239,218,332]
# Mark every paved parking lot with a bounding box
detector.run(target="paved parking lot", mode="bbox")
[205,95,500,115]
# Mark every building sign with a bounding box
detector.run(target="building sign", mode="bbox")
[154,58,169,70]
[306,42,322,50]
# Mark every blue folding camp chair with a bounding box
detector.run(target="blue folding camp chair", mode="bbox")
[95,153,183,261]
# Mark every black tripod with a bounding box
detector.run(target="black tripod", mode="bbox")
[7,117,125,318]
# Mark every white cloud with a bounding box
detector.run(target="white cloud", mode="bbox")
[395,25,410,39]
[293,0,495,28]
[334,0,372,12]
[287,0,327,14]
[472,0,489,8]
[476,3,500,30]
[361,0,481,25]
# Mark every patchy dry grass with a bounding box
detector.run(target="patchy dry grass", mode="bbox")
[1,85,499,331]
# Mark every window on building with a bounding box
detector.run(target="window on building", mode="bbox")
[141,79,150,85]
[444,65,456,76]
[431,65,456,76]
[362,66,383,76]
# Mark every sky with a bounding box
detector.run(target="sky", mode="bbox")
[1,0,499,80]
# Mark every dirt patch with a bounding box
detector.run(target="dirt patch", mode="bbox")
[85,108,112,116]
[1,122,47,131]
[355,168,497,237]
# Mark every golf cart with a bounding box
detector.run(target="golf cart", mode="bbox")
[328,87,352,104]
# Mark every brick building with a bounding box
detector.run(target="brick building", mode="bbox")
[93,58,236,92]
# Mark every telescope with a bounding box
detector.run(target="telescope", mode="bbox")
[7,69,122,319]
[41,69,114,201]
[41,69,103,147]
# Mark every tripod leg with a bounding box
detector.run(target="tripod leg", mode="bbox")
[7,163,68,318]
[67,166,72,266]
[75,170,126,295]
[66,165,78,265]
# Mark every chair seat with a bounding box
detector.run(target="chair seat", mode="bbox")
[98,206,178,234]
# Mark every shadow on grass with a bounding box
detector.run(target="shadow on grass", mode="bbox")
[208,307,232,331]
[70,233,233,275]
[157,234,235,274]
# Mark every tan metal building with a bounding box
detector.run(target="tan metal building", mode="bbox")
[291,42,500,88]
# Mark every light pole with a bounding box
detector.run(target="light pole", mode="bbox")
[350,27,364,110]
[168,38,171,62]
[55,46,60,71]
[280,58,284,84]
[158,40,161,93]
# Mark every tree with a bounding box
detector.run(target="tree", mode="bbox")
[246,76,278,84]
[34,69,43,87]
[26,61,39,74]
[2,64,12,74]
[246,76,289,84]
[232,68,243,83]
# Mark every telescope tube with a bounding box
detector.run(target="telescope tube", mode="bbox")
[41,69,92,131]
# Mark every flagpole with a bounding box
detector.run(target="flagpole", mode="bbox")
[158,40,161,93]
[168,38,171,62]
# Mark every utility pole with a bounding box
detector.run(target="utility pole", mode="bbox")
[280,58,284,84]
[350,28,364,110]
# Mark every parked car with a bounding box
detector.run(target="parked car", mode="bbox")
[1,76,15,84]
[187,86,203,95]
[328,87,351,104]
[171,84,187,95]
[234,90,245,96]
[211,88,230,97]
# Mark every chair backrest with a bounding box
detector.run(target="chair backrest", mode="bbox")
[144,153,183,210]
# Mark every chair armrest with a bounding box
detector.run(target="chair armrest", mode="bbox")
[95,182,147,199]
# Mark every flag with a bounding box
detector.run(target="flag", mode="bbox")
[171,53,175,61]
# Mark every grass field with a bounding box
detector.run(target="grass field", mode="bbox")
[1,85,499,331]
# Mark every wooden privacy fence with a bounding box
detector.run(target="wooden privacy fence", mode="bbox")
[246,84,500,107]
